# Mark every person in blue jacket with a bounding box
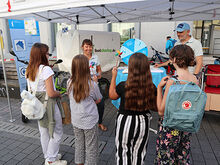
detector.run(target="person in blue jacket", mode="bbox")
[165,36,176,54]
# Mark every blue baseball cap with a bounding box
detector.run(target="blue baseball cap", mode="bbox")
[176,23,190,32]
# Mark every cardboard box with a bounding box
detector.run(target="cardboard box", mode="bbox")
[205,93,220,111]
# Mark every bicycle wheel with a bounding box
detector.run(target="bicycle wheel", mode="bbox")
[61,78,69,89]
[98,77,110,100]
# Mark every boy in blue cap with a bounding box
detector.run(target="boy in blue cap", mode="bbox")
[155,22,203,75]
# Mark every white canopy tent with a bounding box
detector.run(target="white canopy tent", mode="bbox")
[0,0,220,24]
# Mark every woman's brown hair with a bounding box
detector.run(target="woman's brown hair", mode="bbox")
[68,55,91,103]
[25,43,49,81]
[125,53,157,111]
[81,39,93,47]
[169,44,195,68]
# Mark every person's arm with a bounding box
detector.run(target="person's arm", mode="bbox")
[165,41,170,54]
[157,76,172,116]
[194,56,203,74]
[96,65,102,79]
[45,76,61,98]
[154,60,169,68]
[109,67,119,100]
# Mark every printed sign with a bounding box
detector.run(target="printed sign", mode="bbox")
[9,19,40,93]
[14,40,26,51]
[24,17,37,35]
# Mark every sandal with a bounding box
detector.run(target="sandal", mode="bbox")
[98,124,107,131]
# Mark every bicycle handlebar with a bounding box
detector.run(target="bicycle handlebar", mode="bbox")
[151,46,165,55]
[213,56,220,59]
[10,50,29,65]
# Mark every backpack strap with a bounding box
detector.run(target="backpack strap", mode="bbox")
[33,66,43,96]
[170,78,202,102]
[27,66,48,107]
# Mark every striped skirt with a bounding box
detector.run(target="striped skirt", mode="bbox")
[115,113,151,165]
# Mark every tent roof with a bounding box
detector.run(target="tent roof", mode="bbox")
[0,0,220,24]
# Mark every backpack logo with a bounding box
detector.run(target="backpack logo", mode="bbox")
[182,100,192,110]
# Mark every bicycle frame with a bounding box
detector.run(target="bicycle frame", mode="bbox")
[149,46,169,64]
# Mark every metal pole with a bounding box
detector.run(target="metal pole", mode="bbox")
[0,29,15,122]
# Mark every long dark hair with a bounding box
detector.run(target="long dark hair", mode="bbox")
[125,53,157,111]
[26,43,49,81]
[68,55,91,103]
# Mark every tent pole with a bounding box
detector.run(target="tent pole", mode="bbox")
[0,29,15,123]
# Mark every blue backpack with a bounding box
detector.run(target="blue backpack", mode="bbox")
[171,39,177,46]
[163,78,207,133]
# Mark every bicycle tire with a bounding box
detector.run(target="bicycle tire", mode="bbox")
[61,78,69,89]
[98,77,110,100]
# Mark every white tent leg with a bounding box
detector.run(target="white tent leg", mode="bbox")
[0,29,15,123]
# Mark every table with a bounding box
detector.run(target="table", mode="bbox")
[112,66,167,109]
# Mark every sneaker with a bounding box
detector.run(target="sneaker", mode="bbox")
[56,153,62,160]
[45,160,67,165]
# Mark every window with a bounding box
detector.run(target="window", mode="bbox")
[111,23,135,45]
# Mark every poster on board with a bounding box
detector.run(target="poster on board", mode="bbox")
[8,19,40,93]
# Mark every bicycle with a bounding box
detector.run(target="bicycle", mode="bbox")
[53,70,70,94]
[149,46,169,65]
[53,68,110,100]
[149,46,175,75]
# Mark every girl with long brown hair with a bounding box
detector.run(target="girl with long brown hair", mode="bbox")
[26,43,67,165]
[109,53,157,165]
[67,55,102,165]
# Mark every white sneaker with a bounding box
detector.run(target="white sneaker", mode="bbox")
[45,160,67,165]
[56,153,62,160]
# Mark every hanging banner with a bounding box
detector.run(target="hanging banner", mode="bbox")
[8,19,40,93]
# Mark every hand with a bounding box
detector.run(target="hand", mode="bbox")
[96,72,101,79]
[112,67,118,78]
[92,75,98,83]
[154,63,160,68]
[158,76,170,88]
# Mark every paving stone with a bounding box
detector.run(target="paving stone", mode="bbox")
[17,158,33,165]
[2,139,14,146]
[18,142,32,149]
[193,161,206,165]
[0,161,6,165]
[34,146,42,153]
[62,152,74,163]
[0,153,15,162]
[98,160,107,165]
[10,147,25,155]
[4,159,20,165]
[100,153,112,161]
[102,142,115,154]
[13,152,27,161]
[22,144,39,154]
[26,151,41,160]
[204,152,219,165]
[32,157,44,165]
[7,141,22,150]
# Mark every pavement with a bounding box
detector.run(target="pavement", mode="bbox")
[0,95,220,165]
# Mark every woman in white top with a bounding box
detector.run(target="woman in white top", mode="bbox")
[25,43,67,165]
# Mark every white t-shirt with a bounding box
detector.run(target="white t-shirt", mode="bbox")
[27,65,54,92]
[89,54,100,76]
[68,80,102,129]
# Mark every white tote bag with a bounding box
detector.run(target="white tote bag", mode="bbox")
[20,67,48,120]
